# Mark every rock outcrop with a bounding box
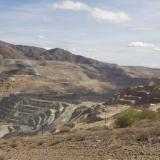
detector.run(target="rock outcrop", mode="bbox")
[105,78,160,106]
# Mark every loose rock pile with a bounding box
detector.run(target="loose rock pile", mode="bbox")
[105,78,160,106]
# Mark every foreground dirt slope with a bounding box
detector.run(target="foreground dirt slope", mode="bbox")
[0,122,160,160]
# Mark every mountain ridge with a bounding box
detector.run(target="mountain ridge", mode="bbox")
[0,40,160,96]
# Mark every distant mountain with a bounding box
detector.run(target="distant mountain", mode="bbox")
[0,40,46,59]
[39,48,99,65]
[12,45,46,59]
[0,40,101,65]
[0,40,25,59]
[0,40,160,95]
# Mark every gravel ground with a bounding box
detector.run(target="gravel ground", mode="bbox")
[0,124,160,160]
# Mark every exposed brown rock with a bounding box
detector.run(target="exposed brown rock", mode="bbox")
[105,78,160,106]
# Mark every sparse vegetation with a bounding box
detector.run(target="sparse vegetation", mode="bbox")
[0,55,3,66]
[10,143,17,148]
[37,140,44,146]
[115,108,160,128]
[59,126,71,133]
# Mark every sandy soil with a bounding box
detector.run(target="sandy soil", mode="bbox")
[0,122,160,160]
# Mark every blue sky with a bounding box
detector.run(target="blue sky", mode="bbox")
[0,0,160,67]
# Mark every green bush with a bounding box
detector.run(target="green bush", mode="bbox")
[115,108,160,128]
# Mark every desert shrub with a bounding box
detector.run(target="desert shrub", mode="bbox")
[115,109,139,128]
[37,140,44,146]
[115,108,160,128]
[0,55,3,66]
[157,108,160,113]
[10,143,17,148]
[59,126,71,133]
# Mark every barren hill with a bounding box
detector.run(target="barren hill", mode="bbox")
[0,40,160,138]
[0,40,45,59]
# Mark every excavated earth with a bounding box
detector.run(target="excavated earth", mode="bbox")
[0,93,108,138]
[0,58,160,138]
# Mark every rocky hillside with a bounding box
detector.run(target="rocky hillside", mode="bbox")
[0,40,45,59]
[0,41,25,59]
[105,78,160,106]
[0,40,160,138]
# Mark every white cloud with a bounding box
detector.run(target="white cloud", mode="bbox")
[87,48,97,52]
[52,1,89,11]
[128,42,160,52]
[91,8,130,23]
[128,42,154,48]
[153,47,160,51]
[52,1,130,23]
[37,35,45,39]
